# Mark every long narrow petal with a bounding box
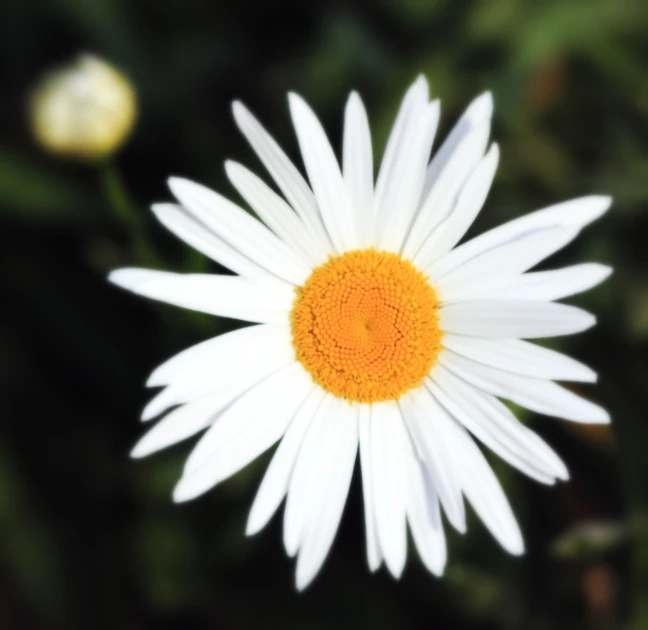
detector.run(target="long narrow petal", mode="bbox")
[295,400,358,590]
[283,393,338,556]
[414,143,499,269]
[141,325,295,421]
[232,101,329,247]
[439,300,595,338]
[439,350,610,423]
[420,91,493,201]
[461,264,613,302]
[429,368,568,483]
[131,390,232,458]
[173,363,314,502]
[429,406,525,555]
[109,269,294,324]
[357,405,382,571]
[403,433,447,576]
[246,387,327,536]
[343,92,374,248]
[374,83,440,252]
[400,390,466,532]
[225,161,326,266]
[169,177,311,285]
[441,335,597,382]
[433,225,580,302]
[428,195,611,282]
[151,203,283,284]
[147,324,291,387]
[289,94,357,253]
[374,76,428,205]
[370,402,408,578]
[181,363,310,478]
[402,121,490,260]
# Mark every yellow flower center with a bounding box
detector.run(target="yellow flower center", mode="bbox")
[291,249,443,403]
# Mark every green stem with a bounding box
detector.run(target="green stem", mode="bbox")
[99,160,159,267]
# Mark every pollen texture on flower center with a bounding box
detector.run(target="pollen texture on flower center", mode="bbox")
[291,249,443,403]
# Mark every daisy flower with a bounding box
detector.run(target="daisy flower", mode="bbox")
[110,76,611,589]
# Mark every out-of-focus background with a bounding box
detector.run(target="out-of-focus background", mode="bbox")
[1,0,647,628]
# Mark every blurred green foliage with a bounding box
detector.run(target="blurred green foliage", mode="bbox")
[1,0,647,628]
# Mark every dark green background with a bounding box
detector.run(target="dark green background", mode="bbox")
[1,0,647,628]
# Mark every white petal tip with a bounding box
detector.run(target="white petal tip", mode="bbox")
[151,202,174,215]
[172,478,203,503]
[591,410,611,424]
[347,90,361,106]
[145,372,163,387]
[231,100,247,122]
[167,176,193,198]
[140,404,162,422]
[130,441,152,459]
[386,561,405,580]
[287,92,307,115]
[108,268,147,291]
[467,91,494,122]
[581,195,613,223]
[596,265,614,282]
[245,511,266,537]
[223,159,240,177]
[295,571,314,592]
[413,74,428,90]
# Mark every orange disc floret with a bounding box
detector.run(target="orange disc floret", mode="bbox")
[290,249,443,403]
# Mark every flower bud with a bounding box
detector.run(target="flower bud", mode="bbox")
[29,54,137,160]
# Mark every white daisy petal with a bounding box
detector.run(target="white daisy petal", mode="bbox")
[131,390,231,458]
[173,363,314,502]
[374,89,440,252]
[402,121,490,260]
[428,195,611,282]
[225,161,326,267]
[370,402,408,578]
[433,225,580,302]
[343,92,374,247]
[439,349,609,424]
[439,300,596,338]
[147,323,291,387]
[180,363,310,477]
[420,91,493,201]
[151,203,283,284]
[140,325,295,421]
[246,386,327,536]
[400,390,466,533]
[283,393,338,557]
[414,143,499,269]
[295,400,358,590]
[289,93,357,253]
[428,368,568,483]
[109,269,294,324]
[403,433,447,576]
[374,77,428,205]
[358,404,382,571]
[231,101,329,247]
[433,409,525,555]
[169,177,311,285]
[462,263,613,302]
[441,335,597,382]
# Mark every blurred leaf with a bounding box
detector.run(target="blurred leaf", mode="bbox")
[551,520,628,560]
[0,149,95,222]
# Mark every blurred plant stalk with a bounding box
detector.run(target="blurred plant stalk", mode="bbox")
[99,159,159,268]
[29,54,159,267]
